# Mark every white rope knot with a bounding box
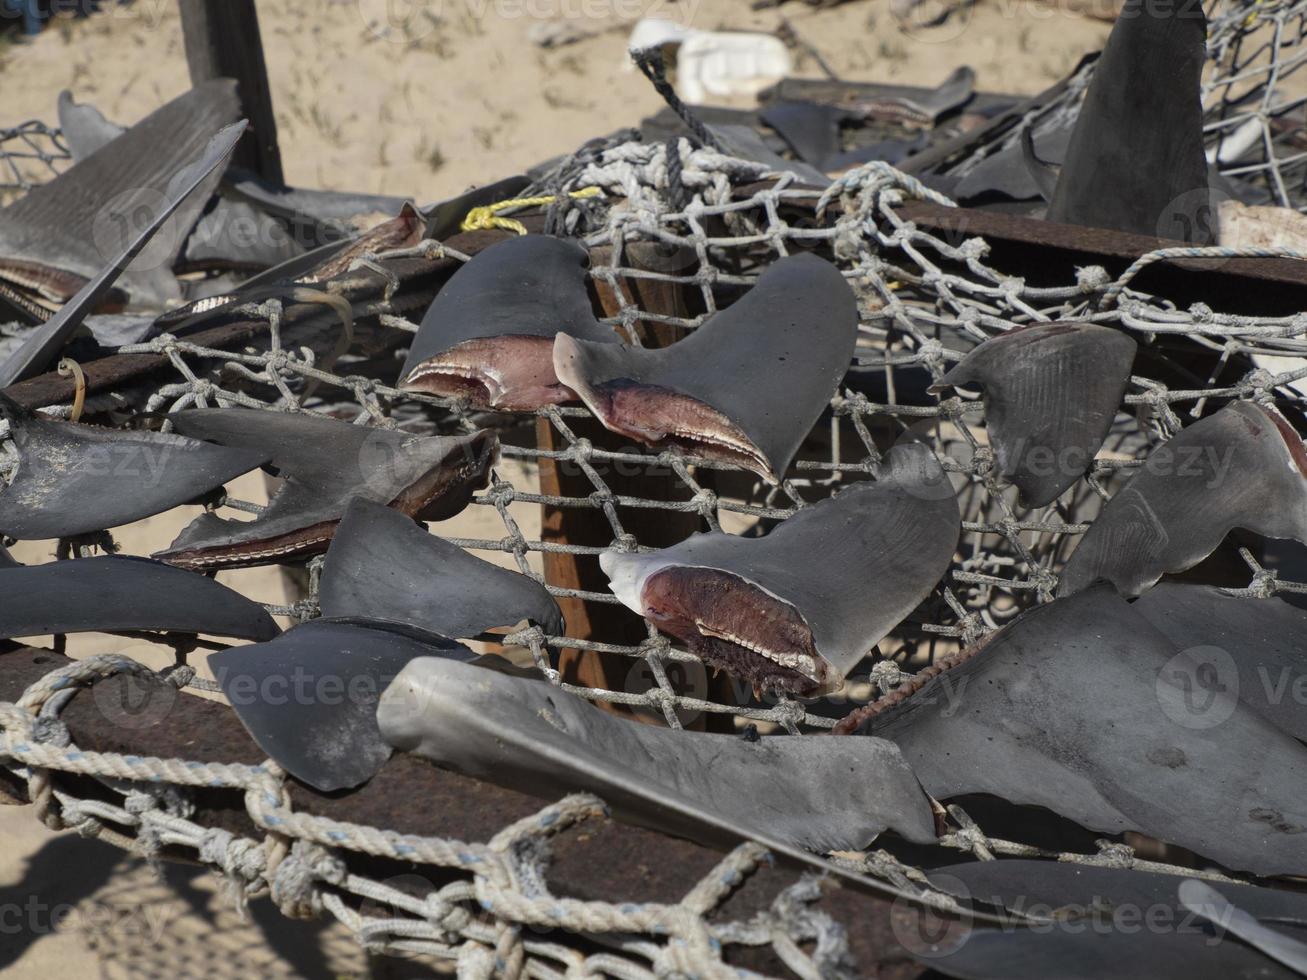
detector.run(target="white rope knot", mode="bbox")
[869,659,904,695]
[1075,264,1110,292]
[1092,840,1137,869]
[271,840,347,919]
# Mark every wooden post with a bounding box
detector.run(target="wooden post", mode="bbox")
[178,0,284,184]
[540,242,737,730]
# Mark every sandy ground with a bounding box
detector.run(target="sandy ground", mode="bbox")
[1,0,1107,198]
[0,0,1109,975]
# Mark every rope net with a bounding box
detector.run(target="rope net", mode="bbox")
[3,0,1307,974]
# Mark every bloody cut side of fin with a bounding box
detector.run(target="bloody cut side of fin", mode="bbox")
[402,335,577,410]
[601,443,960,696]
[398,235,616,411]
[554,252,860,482]
[641,566,823,693]
[559,369,772,477]
[153,409,496,570]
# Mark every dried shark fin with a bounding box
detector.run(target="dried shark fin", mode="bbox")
[0,82,242,314]
[952,123,1073,204]
[152,409,497,570]
[1020,124,1059,203]
[840,585,1307,877]
[555,252,859,482]
[0,392,266,540]
[913,861,1307,980]
[0,118,248,387]
[1179,880,1307,977]
[56,91,125,162]
[1047,0,1215,241]
[165,201,424,328]
[224,169,410,246]
[379,655,938,854]
[183,198,305,271]
[758,101,858,172]
[600,443,959,694]
[1058,401,1307,597]
[398,235,616,410]
[420,174,531,242]
[300,202,425,283]
[320,498,565,639]
[0,556,278,641]
[212,619,474,792]
[1133,582,1307,742]
[933,322,1136,508]
[708,123,831,186]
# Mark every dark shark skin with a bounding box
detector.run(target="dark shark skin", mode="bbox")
[1133,583,1307,742]
[708,123,831,186]
[152,409,496,570]
[1180,879,1307,977]
[758,102,858,172]
[320,498,564,639]
[0,556,278,641]
[933,322,1137,508]
[398,235,617,411]
[378,655,938,854]
[0,119,248,387]
[951,124,1074,205]
[1047,0,1214,242]
[1058,402,1307,597]
[211,619,473,792]
[838,586,1307,878]
[0,393,266,540]
[224,168,410,247]
[601,444,960,694]
[554,253,859,482]
[0,82,242,313]
[908,861,1307,980]
[183,198,305,271]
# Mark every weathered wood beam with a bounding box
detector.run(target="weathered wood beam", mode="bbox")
[178,0,284,184]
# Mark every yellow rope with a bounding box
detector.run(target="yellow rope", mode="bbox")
[460,187,603,236]
[57,357,85,423]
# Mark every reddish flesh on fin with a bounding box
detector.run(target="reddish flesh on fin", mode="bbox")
[582,379,772,479]
[641,566,823,694]
[402,335,577,411]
